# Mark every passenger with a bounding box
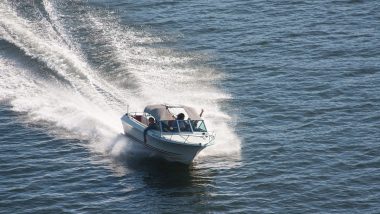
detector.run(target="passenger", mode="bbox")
[177,113,191,132]
[169,113,185,131]
[144,117,159,143]
[176,113,186,130]
[177,113,185,120]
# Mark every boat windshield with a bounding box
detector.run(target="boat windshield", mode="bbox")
[191,120,207,132]
[160,120,207,133]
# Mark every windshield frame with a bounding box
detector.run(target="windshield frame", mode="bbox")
[159,120,207,134]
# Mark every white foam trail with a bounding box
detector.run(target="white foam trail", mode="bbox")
[0,2,128,155]
[0,1,241,159]
[83,13,241,157]
[0,57,122,155]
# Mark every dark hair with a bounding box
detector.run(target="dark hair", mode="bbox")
[177,113,185,120]
[148,117,155,122]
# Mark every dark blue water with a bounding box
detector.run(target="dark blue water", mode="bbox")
[1,0,380,213]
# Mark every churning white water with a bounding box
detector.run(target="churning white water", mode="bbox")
[0,1,241,160]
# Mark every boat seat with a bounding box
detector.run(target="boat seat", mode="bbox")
[133,115,142,122]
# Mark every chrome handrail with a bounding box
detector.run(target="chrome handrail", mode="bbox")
[160,131,216,145]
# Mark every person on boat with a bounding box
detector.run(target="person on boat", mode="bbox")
[176,113,193,132]
[177,113,186,130]
[169,113,185,131]
[144,117,159,143]
[177,113,185,120]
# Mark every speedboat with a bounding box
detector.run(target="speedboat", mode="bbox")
[121,104,215,164]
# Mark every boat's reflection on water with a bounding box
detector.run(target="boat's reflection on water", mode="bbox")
[133,158,208,188]
[105,135,240,192]
[107,140,214,189]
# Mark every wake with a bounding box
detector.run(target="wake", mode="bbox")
[0,1,241,159]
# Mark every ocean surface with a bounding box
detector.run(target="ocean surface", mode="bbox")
[1,0,379,213]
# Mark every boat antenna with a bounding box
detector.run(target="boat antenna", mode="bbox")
[127,104,129,114]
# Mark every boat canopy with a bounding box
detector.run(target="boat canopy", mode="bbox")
[144,104,202,121]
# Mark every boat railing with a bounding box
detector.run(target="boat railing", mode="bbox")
[160,127,216,145]
[126,114,215,145]
[127,112,150,117]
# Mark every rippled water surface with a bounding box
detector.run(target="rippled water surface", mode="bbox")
[1,0,380,213]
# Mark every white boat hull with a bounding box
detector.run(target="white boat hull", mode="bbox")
[121,114,207,164]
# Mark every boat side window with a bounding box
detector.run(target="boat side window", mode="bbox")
[191,120,207,132]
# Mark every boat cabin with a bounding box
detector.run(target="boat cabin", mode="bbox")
[131,104,207,134]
